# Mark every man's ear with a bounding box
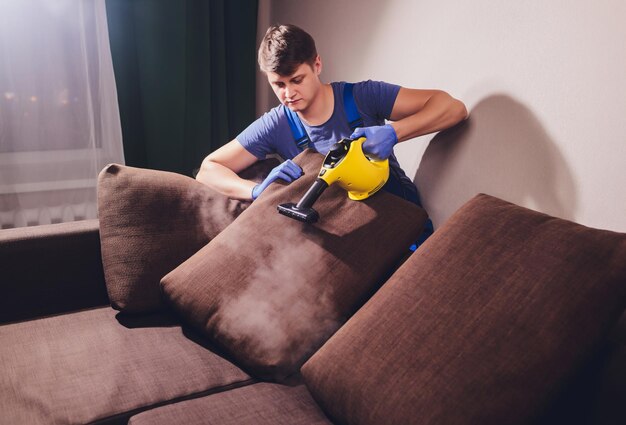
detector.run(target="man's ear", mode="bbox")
[314,55,322,75]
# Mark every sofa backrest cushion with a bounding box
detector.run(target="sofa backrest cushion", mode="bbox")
[584,312,626,425]
[0,220,108,324]
[301,194,626,425]
[160,149,428,381]
[97,161,277,313]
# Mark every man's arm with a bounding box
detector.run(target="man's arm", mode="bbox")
[196,139,259,200]
[389,88,468,142]
[351,87,467,160]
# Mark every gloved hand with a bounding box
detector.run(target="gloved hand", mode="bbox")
[252,159,303,200]
[350,124,398,160]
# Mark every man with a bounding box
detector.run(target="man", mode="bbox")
[196,24,467,240]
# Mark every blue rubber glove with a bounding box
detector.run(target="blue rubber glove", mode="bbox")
[251,159,303,200]
[350,124,398,160]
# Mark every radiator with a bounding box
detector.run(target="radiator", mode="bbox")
[0,180,98,231]
[0,203,97,229]
[0,170,100,229]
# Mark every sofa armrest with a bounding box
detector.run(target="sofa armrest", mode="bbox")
[0,219,109,324]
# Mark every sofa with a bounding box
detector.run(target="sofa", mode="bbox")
[1,151,626,425]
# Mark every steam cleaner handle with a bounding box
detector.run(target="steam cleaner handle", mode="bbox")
[296,179,329,209]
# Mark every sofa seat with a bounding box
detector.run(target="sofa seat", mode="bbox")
[0,306,254,425]
[129,382,332,425]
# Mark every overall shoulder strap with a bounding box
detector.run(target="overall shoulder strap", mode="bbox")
[286,83,364,152]
[285,107,311,151]
[343,83,363,131]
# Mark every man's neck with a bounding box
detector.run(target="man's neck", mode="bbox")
[299,84,334,126]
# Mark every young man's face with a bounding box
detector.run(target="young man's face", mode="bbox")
[266,56,322,113]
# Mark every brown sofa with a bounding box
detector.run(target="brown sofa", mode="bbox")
[2,159,626,424]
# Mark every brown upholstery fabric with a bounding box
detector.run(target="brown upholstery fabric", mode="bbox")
[302,194,626,425]
[0,219,108,324]
[161,149,428,381]
[531,312,626,425]
[97,159,278,313]
[587,312,626,425]
[128,383,332,425]
[0,307,253,425]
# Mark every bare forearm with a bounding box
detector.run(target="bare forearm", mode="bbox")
[196,159,256,200]
[391,91,468,142]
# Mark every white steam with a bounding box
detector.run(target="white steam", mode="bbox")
[217,225,341,371]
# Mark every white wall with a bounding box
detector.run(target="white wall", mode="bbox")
[266,0,626,232]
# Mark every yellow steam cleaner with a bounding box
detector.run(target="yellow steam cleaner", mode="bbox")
[277,137,389,223]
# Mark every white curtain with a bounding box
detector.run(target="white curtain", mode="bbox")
[0,0,124,229]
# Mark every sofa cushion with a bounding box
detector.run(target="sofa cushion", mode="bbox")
[0,307,253,425]
[128,383,332,425]
[97,160,278,313]
[301,194,626,425]
[586,312,626,425]
[161,149,428,381]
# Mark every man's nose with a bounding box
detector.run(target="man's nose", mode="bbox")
[284,84,294,98]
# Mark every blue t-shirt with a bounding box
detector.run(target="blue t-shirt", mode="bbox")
[236,80,418,201]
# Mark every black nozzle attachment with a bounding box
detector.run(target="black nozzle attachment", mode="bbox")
[277,178,328,223]
[277,203,319,223]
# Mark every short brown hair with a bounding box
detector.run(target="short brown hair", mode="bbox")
[258,24,317,76]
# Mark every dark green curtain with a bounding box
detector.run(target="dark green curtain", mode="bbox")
[105,0,258,176]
